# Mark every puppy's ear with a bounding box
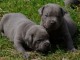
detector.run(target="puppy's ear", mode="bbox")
[60,8,67,16]
[38,6,45,16]
[25,34,33,46]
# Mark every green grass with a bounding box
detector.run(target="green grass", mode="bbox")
[0,0,80,60]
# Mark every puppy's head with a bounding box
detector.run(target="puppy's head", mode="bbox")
[38,4,66,30]
[25,25,50,53]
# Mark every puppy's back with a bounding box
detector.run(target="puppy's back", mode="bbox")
[64,0,80,8]
[1,13,35,40]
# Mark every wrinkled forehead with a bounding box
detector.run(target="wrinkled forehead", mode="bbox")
[36,30,49,39]
[43,5,61,15]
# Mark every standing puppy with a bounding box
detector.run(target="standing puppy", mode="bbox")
[64,0,80,9]
[38,4,77,51]
[0,13,50,59]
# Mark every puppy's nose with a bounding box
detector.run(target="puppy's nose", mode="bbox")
[50,20,56,24]
[44,41,50,47]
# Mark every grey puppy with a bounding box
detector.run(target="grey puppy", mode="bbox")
[0,13,50,59]
[64,0,80,9]
[38,4,77,51]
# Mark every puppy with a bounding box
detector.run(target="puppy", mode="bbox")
[38,4,77,51]
[64,0,80,9]
[0,13,50,59]
[64,13,77,37]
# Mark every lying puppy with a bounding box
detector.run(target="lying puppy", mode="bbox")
[0,13,50,59]
[38,4,77,51]
[64,0,80,9]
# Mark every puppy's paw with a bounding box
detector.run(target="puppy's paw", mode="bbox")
[23,52,30,59]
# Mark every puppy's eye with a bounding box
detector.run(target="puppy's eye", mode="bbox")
[36,40,41,43]
[45,15,48,17]
[36,39,43,43]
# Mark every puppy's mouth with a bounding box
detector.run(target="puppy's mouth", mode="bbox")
[44,23,58,30]
[43,23,52,29]
[36,47,50,53]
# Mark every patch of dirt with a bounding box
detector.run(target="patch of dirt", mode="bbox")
[0,57,7,60]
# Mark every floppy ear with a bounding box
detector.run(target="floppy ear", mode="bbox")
[25,34,33,47]
[60,8,67,17]
[38,6,45,16]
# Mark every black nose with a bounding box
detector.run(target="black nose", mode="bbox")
[50,20,56,24]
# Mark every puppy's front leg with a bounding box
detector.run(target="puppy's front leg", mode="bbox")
[62,21,76,52]
[14,38,29,59]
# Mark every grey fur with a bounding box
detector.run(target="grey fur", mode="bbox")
[64,0,80,9]
[38,3,77,51]
[0,13,50,59]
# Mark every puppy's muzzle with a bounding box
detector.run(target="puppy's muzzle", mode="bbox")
[36,40,51,53]
[50,20,56,24]
[49,20,57,28]
[43,41,50,48]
